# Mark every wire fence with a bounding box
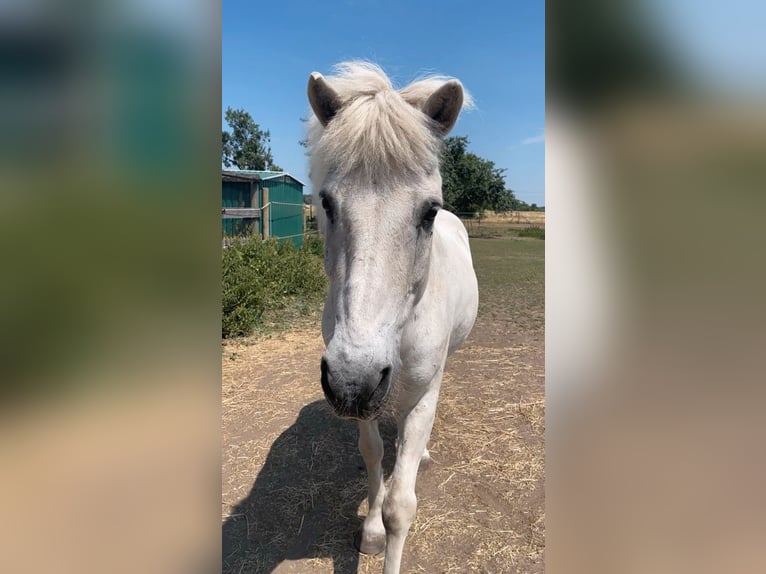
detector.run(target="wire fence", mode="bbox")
[222,201,307,234]
[223,202,543,247]
[222,200,312,247]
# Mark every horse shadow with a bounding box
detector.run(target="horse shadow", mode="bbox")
[222,400,397,573]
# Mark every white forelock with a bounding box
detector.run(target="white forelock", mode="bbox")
[306,61,472,186]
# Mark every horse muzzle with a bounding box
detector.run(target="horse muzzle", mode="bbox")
[320,356,393,420]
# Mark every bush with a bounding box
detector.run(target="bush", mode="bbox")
[222,236,327,338]
[517,226,545,239]
[301,234,324,257]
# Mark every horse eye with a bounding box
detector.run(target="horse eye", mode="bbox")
[423,207,439,221]
[320,194,334,223]
[421,204,440,225]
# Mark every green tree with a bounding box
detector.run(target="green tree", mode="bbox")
[439,136,509,215]
[222,107,282,171]
[513,198,530,211]
[440,136,468,212]
[494,189,518,213]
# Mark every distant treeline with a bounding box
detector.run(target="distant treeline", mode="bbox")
[441,136,543,214]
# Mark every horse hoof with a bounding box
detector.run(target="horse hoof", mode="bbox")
[354,529,386,555]
[419,451,431,472]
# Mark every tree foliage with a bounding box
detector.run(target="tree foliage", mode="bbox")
[222,107,282,171]
[440,136,521,215]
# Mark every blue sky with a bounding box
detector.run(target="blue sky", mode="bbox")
[223,0,544,206]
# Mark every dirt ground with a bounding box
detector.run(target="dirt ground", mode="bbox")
[222,228,544,573]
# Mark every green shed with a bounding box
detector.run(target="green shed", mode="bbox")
[221,170,305,247]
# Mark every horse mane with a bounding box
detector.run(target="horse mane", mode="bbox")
[306,61,473,185]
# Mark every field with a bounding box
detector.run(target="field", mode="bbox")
[222,219,544,573]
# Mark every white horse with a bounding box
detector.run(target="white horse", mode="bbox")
[305,62,479,574]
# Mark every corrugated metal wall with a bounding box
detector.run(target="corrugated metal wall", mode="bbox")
[222,181,257,236]
[262,176,304,248]
[221,174,303,246]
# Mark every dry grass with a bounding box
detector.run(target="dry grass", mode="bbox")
[482,211,545,226]
[222,340,544,573]
[222,221,544,573]
[417,343,545,573]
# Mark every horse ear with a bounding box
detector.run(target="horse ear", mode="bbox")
[308,72,342,127]
[423,80,464,135]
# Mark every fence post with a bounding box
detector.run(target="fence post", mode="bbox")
[249,181,256,237]
[262,187,270,239]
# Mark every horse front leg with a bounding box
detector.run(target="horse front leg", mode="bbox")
[382,377,442,574]
[356,418,387,554]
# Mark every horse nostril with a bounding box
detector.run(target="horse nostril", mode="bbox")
[321,358,333,398]
[366,365,393,408]
[321,358,329,379]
